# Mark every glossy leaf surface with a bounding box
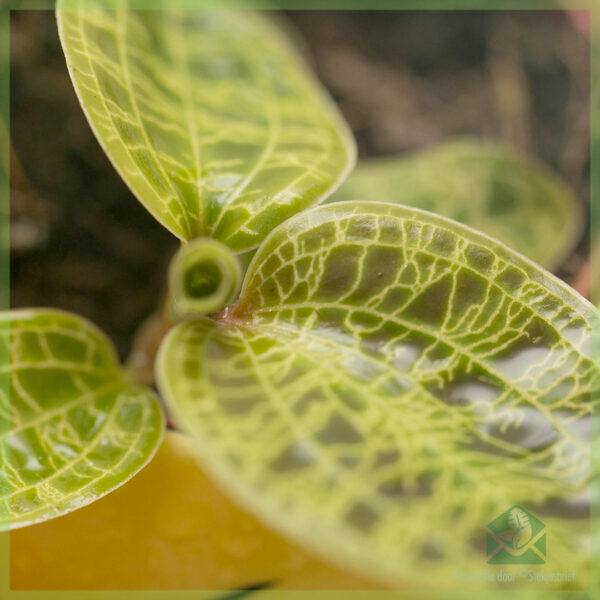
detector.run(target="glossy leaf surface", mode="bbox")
[0,309,164,529]
[56,2,355,251]
[159,202,596,588]
[329,140,583,269]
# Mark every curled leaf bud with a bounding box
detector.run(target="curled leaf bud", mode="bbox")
[168,238,242,319]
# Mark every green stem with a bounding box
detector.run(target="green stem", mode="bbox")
[168,238,242,320]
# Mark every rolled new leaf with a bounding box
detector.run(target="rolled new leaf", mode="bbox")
[328,140,583,270]
[0,309,164,529]
[56,3,355,252]
[158,201,597,588]
[168,238,242,319]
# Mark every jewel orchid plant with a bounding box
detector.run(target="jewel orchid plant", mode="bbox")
[2,2,598,590]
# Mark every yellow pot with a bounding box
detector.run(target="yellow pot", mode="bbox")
[10,431,383,591]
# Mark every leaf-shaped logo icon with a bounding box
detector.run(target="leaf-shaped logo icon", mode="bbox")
[507,508,533,550]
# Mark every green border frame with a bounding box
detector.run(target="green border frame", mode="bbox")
[0,1,596,599]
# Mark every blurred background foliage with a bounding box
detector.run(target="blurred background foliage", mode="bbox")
[10,10,590,357]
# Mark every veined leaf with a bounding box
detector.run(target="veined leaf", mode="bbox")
[159,201,597,588]
[328,140,583,270]
[0,309,164,529]
[56,2,355,252]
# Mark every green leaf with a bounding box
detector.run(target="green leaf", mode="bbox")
[0,309,164,530]
[158,201,596,588]
[328,140,583,270]
[56,2,355,252]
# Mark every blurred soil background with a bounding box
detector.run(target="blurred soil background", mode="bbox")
[10,10,590,359]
